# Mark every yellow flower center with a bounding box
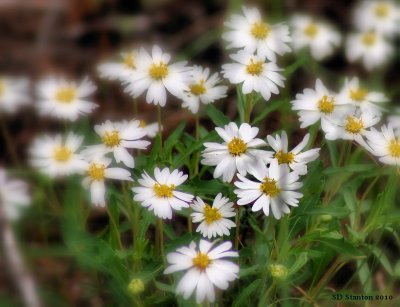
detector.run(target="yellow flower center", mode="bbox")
[139,120,146,128]
[246,59,264,76]
[275,150,295,164]
[0,79,4,97]
[149,62,169,80]
[228,137,247,156]
[260,177,281,197]
[123,54,136,69]
[101,131,121,148]
[388,139,400,158]
[250,22,271,40]
[204,204,222,225]
[87,163,106,181]
[192,253,210,271]
[375,3,389,18]
[153,183,175,198]
[55,87,76,104]
[318,95,335,114]
[189,80,206,96]
[362,32,377,47]
[349,88,368,102]
[53,146,72,162]
[345,116,364,134]
[304,23,319,38]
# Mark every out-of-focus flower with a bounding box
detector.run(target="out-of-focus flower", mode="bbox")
[267,131,320,176]
[337,77,388,115]
[164,240,239,304]
[82,119,150,168]
[222,50,285,101]
[124,45,189,107]
[223,6,291,62]
[201,122,272,183]
[234,159,303,220]
[82,156,132,206]
[139,120,159,138]
[0,168,30,220]
[291,79,352,131]
[354,0,400,37]
[191,193,236,239]
[30,133,86,178]
[36,77,97,121]
[388,115,400,134]
[365,123,400,166]
[290,14,341,60]
[180,66,227,114]
[132,167,194,219]
[345,31,393,71]
[323,111,380,149]
[0,76,30,114]
[98,50,140,81]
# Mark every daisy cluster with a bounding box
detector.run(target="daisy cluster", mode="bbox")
[291,77,400,166]
[289,0,400,70]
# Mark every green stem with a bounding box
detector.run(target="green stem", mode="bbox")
[157,104,163,151]
[156,218,165,263]
[244,94,254,123]
[234,206,242,250]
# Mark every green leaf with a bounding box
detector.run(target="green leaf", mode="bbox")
[236,85,245,122]
[366,244,393,275]
[288,252,308,276]
[252,98,286,125]
[284,57,306,77]
[163,121,186,157]
[232,279,261,307]
[316,238,364,258]
[206,104,230,126]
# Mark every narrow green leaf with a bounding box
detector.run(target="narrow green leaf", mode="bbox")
[206,104,230,126]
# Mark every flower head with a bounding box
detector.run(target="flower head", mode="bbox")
[132,167,194,219]
[222,50,285,101]
[191,193,236,238]
[223,6,291,62]
[290,14,341,60]
[234,159,303,219]
[164,240,239,303]
[37,77,97,121]
[98,49,141,81]
[180,66,227,113]
[267,131,320,175]
[30,133,86,178]
[202,122,272,182]
[124,45,190,106]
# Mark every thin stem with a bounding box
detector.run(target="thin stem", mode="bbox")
[156,218,165,263]
[157,105,163,150]
[234,206,242,250]
[0,116,20,166]
[244,94,254,123]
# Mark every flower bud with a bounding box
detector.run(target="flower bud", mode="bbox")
[127,278,145,295]
[269,264,288,280]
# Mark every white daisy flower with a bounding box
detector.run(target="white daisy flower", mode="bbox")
[164,239,239,304]
[234,159,303,220]
[323,111,381,150]
[291,79,353,132]
[354,0,400,37]
[124,45,189,107]
[83,119,150,168]
[201,122,272,183]
[222,50,285,101]
[180,66,227,114]
[0,168,31,220]
[223,6,291,62]
[30,133,86,178]
[336,77,388,115]
[365,123,400,166]
[0,76,30,114]
[267,131,320,176]
[37,77,97,121]
[98,49,140,81]
[132,167,194,219]
[345,31,393,71]
[82,156,132,207]
[290,14,341,61]
[191,193,236,239]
